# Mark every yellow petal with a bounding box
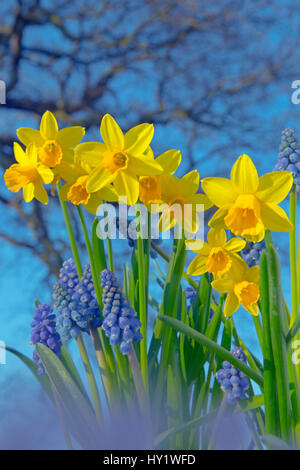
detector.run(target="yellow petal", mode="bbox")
[256,171,293,204]
[57,126,85,148]
[243,229,265,243]
[201,177,236,207]
[208,207,228,229]
[260,203,293,232]
[211,278,235,294]
[17,128,44,147]
[27,144,38,163]
[40,111,58,140]
[181,170,199,194]
[156,149,181,174]
[114,170,139,205]
[37,164,54,184]
[100,114,124,150]
[75,142,106,167]
[228,256,248,282]
[86,166,115,193]
[158,212,175,232]
[4,164,23,192]
[23,183,35,202]
[13,142,27,164]
[124,123,154,155]
[207,228,227,246]
[245,303,259,316]
[224,237,246,253]
[59,182,72,201]
[185,239,210,254]
[128,155,162,176]
[224,293,240,317]
[247,265,260,284]
[190,193,213,211]
[34,181,48,204]
[231,154,259,194]
[187,255,208,276]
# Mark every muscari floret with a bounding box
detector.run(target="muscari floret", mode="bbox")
[242,240,266,267]
[100,269,142,355]
[216,346,250,405]
[54,259,101,342]
[30,303,62,375]
[275,128,300,185]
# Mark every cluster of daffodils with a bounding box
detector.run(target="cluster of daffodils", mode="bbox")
[186,154,293,318]
[6,113,294,382]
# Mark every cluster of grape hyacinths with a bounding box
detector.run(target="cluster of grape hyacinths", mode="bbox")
[54,259,101,342]
[100,269,142,355]
[242,240,266,267]
[30,303,62,375]
[216,346,250,405]
[275,128,300,185]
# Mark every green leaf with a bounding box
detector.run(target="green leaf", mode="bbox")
[6,346,53,401]
[236,394,264,412]
[36,344,101,449]
[60,344,91,405]
[286,315,300,347]
[262,434,291,450]
[158,315,264,387]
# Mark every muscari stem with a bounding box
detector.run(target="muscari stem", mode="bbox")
[57,185,103,421]
[136,203,149,394]
[290,185,298,326]
[76,333,102,423]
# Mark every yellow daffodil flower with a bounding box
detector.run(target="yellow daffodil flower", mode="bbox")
[58,161,118,214]
[202,154,293,242]
[186,228,246,277]
[75,114,162,205]
[139,149,181,206]
[157,170,212,233]
[17,111,85,168]
[4,143,54,204]
[211,257,260,317]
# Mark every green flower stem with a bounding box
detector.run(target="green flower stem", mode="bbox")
[51,383,73,450]
[107,237,115,273]
[290,185,298,325]
[260,251,279,436]
[57,185,103,420]
[76,333,102,423]
[136,204,149,394]
[76,206,119,402]
[57,182,82,277]
[151,241,198,289]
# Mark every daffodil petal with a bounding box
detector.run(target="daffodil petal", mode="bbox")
[256,171,293,204]
[185,239,210,254]
[16,128,44,147]
[34,181,48,204]
[75,142,106,167]
[245,303,259,316]
[261,203,293,232]
[156,149,181,174]
[187,255,208,276]
[13,142,27,164]
[231,154,259,194]
[181,170,200,194]
[208,207,228,229]
[224,293,240,317]
[124,123,154,155]
[224,237,246,253]
[86,166,115,193]
[207,228,227,246]
[201,177,236,207]
[40,111,58,140]
[100,114,124,150]
[37,164,54,184]
[57,126,85,148]
[127,155,162,176]
[247,265,260,284]
[114,170,139,205]
[158,212,175,232]
[23,183,35,202]
[59,182,72,201]
[190,193,213,211]
[211,278,235,294]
